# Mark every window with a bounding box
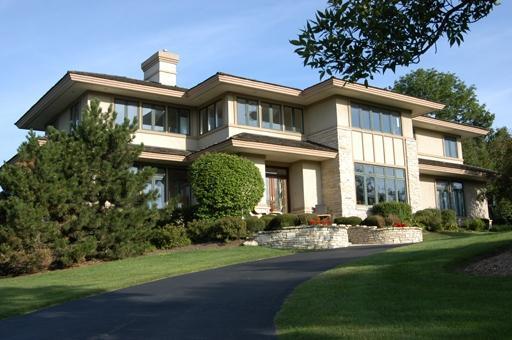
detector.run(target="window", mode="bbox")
[144,168,166,209]
[355,163,407,205]
[436,181,465,216]
[262,102,282,130]
[69,102,80,129]
[237,98,259,127]
[444,136,458,158]
[284,106,303,132]
[114,99,138,126]
[142,103,165,131]
[351,104,401,135]
[200,100,224,134]
[168,168,192,208]
[168,107,190,135]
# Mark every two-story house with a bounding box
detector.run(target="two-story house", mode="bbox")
[14,50,493,219]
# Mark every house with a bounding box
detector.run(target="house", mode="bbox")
[14,50,493,219]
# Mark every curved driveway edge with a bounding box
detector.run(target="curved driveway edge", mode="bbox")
[0,245,396,340]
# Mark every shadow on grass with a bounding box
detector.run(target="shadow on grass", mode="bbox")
[277,233,512,339]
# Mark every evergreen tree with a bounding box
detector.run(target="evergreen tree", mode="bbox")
[0,99,156,275]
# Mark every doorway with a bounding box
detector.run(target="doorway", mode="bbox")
[266,167,289,213]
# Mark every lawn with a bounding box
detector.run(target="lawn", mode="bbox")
[276,231,512,339]
[0,245,292,319]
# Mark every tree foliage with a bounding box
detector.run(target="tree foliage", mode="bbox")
[291,0,497,82]
[189,153,264,219]
[0,99,156,275]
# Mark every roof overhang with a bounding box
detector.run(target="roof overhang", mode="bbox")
[418,158,493,182]
[413,116,489,137]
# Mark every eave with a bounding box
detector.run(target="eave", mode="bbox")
[413,116,489,137]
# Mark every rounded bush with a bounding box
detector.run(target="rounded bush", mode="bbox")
[298,213,318,225]
[190,153,264,219]
[371,202,412,221]
[441,209,457,229]
[150,225,191,249]
[211,216,247,241]
[413,209,443,231]
[260,214,277,228]
[187,219,215,243]
[462,218,487,231]
[245,216,266,234]
[361,215,385,228]
[334,216,363,226]
[267,214,299,230]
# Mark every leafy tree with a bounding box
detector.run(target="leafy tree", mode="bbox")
[189,153,264,219]
[392,68,495,167]
[291,0,498,82]
[392,69,494,128]
[0,99,156,275]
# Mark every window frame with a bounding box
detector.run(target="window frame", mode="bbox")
[354,163,407,206]
[142,103,166,132]
[351,103,402,136]
[114,99,139,126]
[199,99,225,135]
[167,106,190,135]
[443,136,459,158]
[236,97,303,133]
[435,180,465,216]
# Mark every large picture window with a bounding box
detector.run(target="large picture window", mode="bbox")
[236,98,303,133]
[262,102,282,130]
[355,163,407,205]
[200,100,224,134]
[142,103,165,132]
[436,181,465,216]
[114,99,138,126]
[351,104,401,135]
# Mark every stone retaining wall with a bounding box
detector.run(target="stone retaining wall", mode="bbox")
[255,226,350,249]
[347,226,423,245]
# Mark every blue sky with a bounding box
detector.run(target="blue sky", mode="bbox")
[0,0,510,163]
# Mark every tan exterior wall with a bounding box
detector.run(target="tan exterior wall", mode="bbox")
[288,161,323,214]
[288,162,304,214]
[244,154,268,214]
[418,175,438,210]
[415,128,463,164]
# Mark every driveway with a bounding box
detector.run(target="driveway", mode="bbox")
[0,245,395,340]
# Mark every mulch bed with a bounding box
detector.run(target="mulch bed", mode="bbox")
[463,248,512,277]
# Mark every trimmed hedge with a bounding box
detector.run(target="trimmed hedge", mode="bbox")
[186,217,247,243]
[245,216,266,234]
[371,202,412,221]
[413,209,443,231]
[150,225,191,249]
[190,153,265,219]
[361,215,385,228]
[334,216,363,226]
[267,214,299,230]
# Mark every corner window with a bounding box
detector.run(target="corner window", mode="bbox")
[444,136,458,158]
[237,98,259,127]
[284,106,303,132]
[114,99,138,126]
[351,104,401,135]
[262,102,282,130]
[168,107,190,135]
[355,163,407,205]
[200,100,224,134]
[436,181,465,216]
[142,103,165,132]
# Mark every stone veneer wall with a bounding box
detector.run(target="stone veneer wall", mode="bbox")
[405,138,421,213]
[255,226,350,249]
[347,226,423,245]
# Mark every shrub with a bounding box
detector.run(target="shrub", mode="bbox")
[494,199,512,225]
[150,225,191,249]
[211,216,247,241]
[267,213,300,230]
[441,209,457,229]
[490,224,512,232]
[157,204,197,227]
[371,202,412,221]
[298,213,318,225]
[187,219,215,243]
[462,218,487,231]
[245,216,266,234]
[334,216,362,226]
[260,214,277,228]
[361,215,385,228]
[384,214,402,227]
[190,153,265,219]
[413,209,443,231]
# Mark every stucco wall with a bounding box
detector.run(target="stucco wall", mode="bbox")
[415,128,463,164]
[464,181,489,219]
[418,175,437,210]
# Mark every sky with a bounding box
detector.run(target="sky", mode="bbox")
[0,0,510,163]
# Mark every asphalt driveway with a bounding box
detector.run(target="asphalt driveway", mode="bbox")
[0,245,395,340]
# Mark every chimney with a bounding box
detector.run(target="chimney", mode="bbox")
[141,50,179,86]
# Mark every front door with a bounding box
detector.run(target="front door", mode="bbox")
[266,167,288,213]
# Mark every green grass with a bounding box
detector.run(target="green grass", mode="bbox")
[0,246,292,319]
[277,231,512,339]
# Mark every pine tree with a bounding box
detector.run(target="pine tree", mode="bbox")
[0,99,157,275]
